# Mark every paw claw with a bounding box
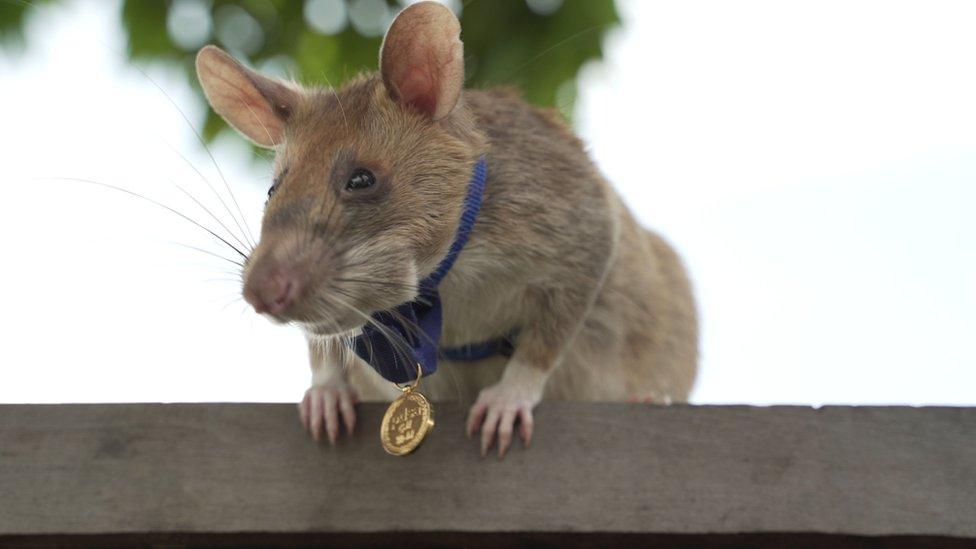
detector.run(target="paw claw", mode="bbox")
[518,408,534,447]
[480,408,499,457]
[497,410,517,458]
[466,401,487,439]
[299,381,358,443]
[468,383,540,459]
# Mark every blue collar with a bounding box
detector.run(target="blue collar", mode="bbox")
[352,157,490,384]
[418,157,487,295]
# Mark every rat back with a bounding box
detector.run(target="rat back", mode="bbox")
[348,87,699,404]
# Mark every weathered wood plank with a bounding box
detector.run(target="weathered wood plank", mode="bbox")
[1,403,973,543]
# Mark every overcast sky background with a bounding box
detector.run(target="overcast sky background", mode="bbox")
[1,0,973,405]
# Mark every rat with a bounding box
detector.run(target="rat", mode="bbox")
[195,1,698,458]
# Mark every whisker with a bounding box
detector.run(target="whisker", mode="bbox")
[293,186,348,283]
[383,304,450,362]
[335,288,428,372]
[169,241,244,268]
[169,178,252,254]
[320,71,349,130]
[236,89,279,147]
[501,24,607,85]
[313,293,375,370]
[108,48,258,248]
[163,142,254,253]
[203,277,245,284]
[41,177,248,260]
[329,292,419,374]
[220,295,245,312]
[2,0,38,8]
[333,277,418,292]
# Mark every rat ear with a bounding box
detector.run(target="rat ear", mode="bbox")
[379,1,464,121]
[195,45,301,147]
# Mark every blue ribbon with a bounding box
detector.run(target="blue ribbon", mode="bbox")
[352,157,496,384]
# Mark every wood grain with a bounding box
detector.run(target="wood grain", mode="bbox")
[1,403,973,543]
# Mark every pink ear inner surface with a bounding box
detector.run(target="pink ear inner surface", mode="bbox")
[397,66,438,116]
[196,45,297,147]
[380,2,464,121]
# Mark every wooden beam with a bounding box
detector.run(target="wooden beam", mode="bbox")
[1,404,974,547]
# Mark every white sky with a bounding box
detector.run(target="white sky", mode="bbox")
[1,0,973,405]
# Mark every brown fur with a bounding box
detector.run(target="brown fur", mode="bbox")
[352,87,698,404]
[196,2,698,452]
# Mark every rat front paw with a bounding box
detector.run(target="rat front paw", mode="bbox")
[298,381,359,445]
[465,382,541,459]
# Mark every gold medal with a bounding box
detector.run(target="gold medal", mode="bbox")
[380,364,434,456]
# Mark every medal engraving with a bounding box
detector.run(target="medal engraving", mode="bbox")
[380,390,434,455]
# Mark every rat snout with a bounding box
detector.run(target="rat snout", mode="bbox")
[243,266,304,316]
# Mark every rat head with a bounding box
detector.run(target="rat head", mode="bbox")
[195,2,482,336]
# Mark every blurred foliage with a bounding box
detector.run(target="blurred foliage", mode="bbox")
[0,0,54,49]
[3,0,619,152]
[124,0,619,145]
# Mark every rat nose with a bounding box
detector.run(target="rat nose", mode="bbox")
[243,268,302,316]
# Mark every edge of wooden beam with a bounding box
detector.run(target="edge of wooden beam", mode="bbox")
[2,403,974,540]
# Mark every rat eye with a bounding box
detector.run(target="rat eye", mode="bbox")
[346,168,376,191]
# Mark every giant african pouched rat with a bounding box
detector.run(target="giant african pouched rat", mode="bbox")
[195,1,697,458]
